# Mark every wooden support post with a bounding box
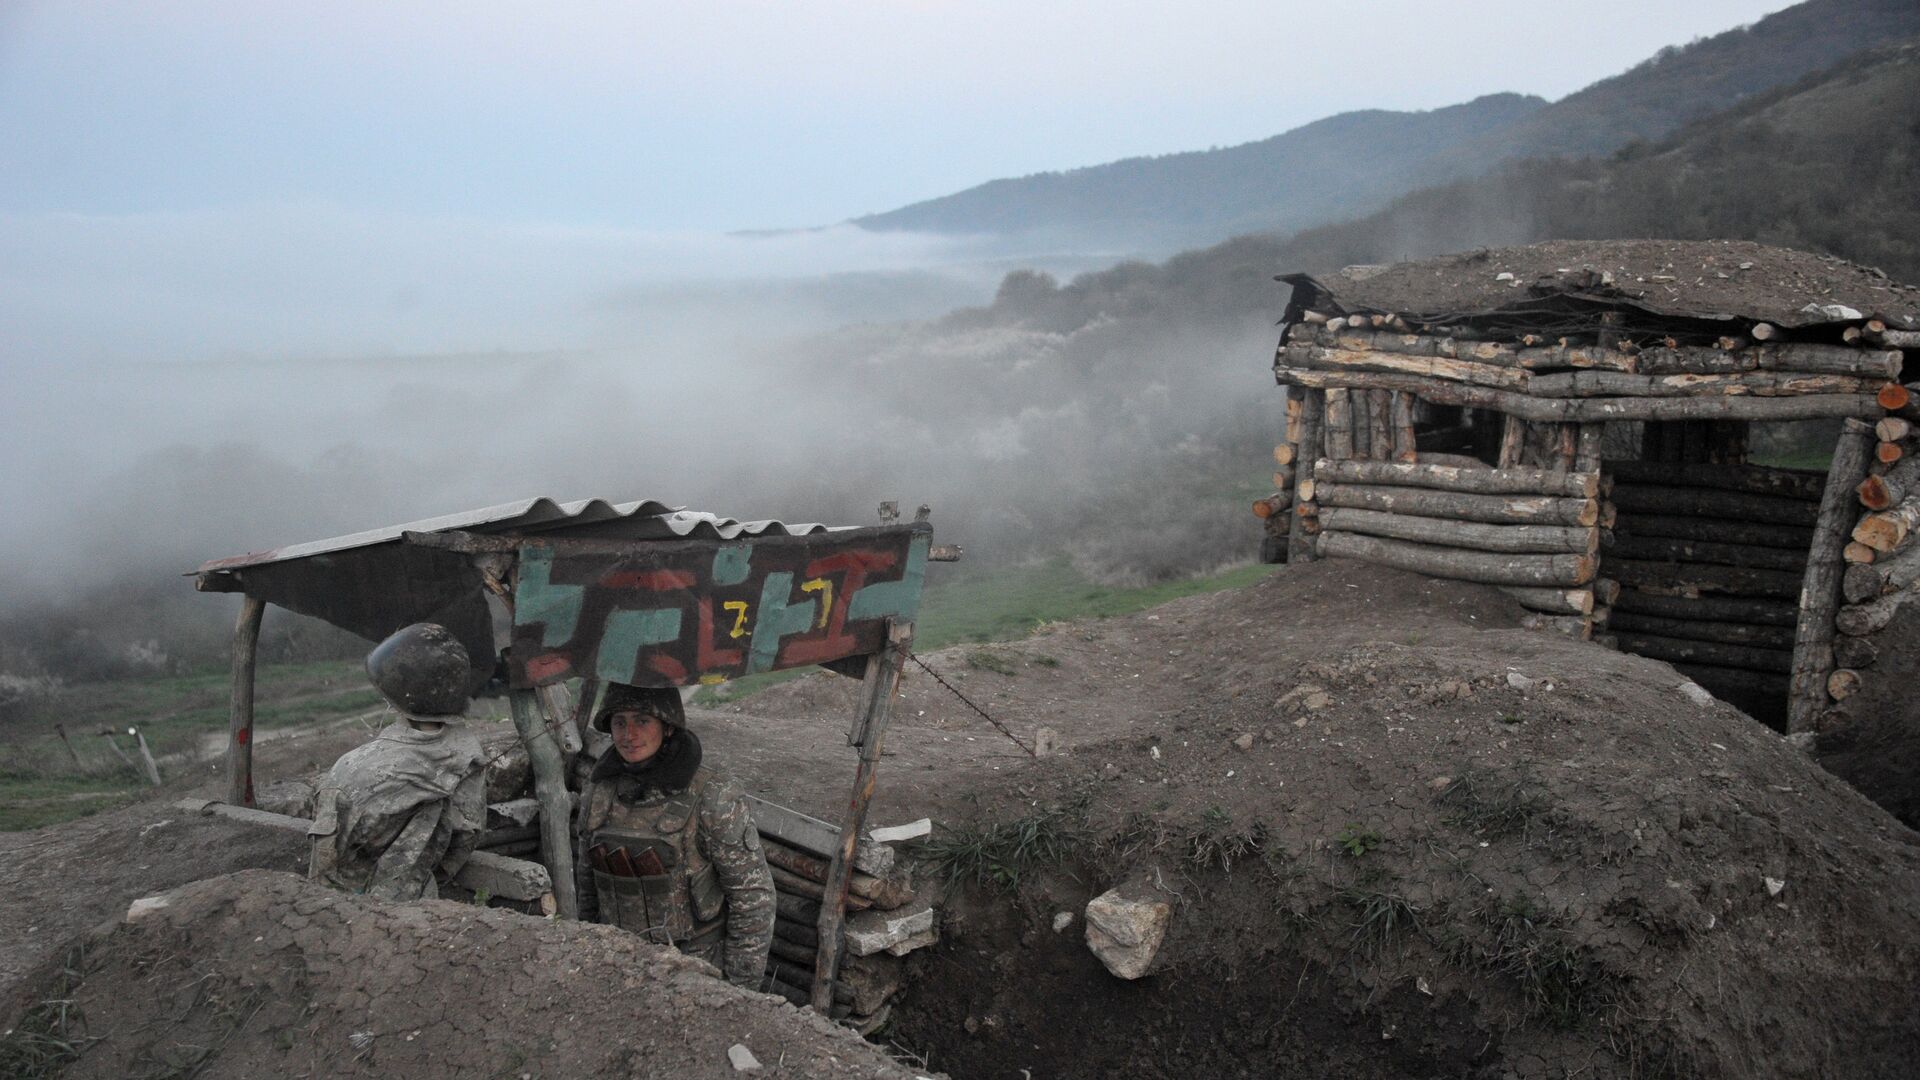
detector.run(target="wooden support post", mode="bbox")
[1390,392,1417,463]
[53,722,82,769]
[569,677,601,746]
[1574,423,1605,472]
[1367,389,1394,462]
[509,688,579,919]
[1324,389,1354,460]
[130,725,162,786]
[1288,390,1325,564]
[475,551,579,920]
[814,619,911,1013]
[228,595,266,807]
[1498,414,1524,468]
[1788,418,1875,732]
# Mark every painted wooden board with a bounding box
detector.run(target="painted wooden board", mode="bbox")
[507,524,930,689]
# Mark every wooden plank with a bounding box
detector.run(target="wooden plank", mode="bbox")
[1603,535,1807,572]
[1315,482,1600,527]
[1604,460,1825,501]
[1609,485,1820,527]
[814,620,911,1013]
[1611,514,1815,551]
[1318,506,1597,554]
[1606,612,1796,650]
[228,596,266,807]
[1608,559,1804,600]
[1313,457,1599,498]
[745,795,895,878]
[1288,390,1325,564]
[509,688,579,919]
[1529,370,1875,398]
[1315,531,1597,587]
[1272,364,1884,423]
[1610,589,1797,626]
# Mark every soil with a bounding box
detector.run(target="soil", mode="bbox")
[4,559,1919,1078]
[1816,602,1920,830]
[5,870,921,1079]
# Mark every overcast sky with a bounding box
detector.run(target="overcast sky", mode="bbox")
[2,1,1795,231]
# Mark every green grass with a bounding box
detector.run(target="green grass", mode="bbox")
[701,557,1279,705]
[910,557,1278,650]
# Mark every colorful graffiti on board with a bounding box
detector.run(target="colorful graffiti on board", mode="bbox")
[506,524,929,689]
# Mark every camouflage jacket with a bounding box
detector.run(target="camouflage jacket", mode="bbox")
[309,720,487,901]
[575,748,774,989]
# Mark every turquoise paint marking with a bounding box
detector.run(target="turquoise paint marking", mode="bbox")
[746,572,819,673]
[712,544,753,586]
[594,608,684,683]
[516,546,584,647]
[847,535,930,623]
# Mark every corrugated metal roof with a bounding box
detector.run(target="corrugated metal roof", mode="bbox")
[194,497,839,574]
[191,497,856,678]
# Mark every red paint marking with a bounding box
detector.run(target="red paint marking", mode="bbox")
[526,653,573,682]
[234,728,251,746]
[647,654,689,682]
[781,549,892,665]
[696,598,745,671]
[600,568,697,590]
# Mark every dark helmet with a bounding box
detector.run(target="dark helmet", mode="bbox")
[592,683,685,733]
[366,622,471,719]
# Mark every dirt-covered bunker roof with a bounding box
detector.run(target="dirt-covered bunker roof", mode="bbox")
[1281,239,1920,333]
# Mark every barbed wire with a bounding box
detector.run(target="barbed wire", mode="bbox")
[899,647,1037,758]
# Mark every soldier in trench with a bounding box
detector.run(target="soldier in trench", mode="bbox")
[308,622,489,901]
[574,682,776,989]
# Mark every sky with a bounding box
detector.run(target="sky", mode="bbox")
[1,1,1795,231]
[0,0,1805,606]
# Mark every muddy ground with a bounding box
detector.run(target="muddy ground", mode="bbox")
[5,560,1919,1078]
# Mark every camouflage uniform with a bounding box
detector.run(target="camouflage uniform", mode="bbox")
[575,733,775,989]
[309,720,487,902]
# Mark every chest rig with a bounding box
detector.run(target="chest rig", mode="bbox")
[582,767,726,948]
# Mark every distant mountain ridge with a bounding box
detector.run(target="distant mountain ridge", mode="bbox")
[853,0,1920,252]
[853,93,1546,249]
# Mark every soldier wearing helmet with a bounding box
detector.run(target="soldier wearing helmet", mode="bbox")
[575,682,775,989]
[308,622,488,901]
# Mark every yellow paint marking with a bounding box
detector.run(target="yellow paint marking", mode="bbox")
[800,578,833,629]
[698,674,728,686]
[724,600,751,638]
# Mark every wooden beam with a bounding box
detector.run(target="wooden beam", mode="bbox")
[744,795,895,878]
[814,620,911,1013]
[1789,418,1875,731]
[509,689,579,919]
[1288,390,1325,564]
[1315,531,1597,587]
[228,595,266,807]
[1314,481,1600,527]
[1313,457,1599,498]
[1318,506,1597,555]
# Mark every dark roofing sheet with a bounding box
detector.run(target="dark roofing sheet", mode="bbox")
[192,498,847,674]
[1289,239,1920,330]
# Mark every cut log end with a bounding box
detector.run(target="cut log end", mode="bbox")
[1879,383,1912,411]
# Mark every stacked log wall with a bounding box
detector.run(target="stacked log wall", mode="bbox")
[1273,315,1917,724]
[1821,408,1920,733]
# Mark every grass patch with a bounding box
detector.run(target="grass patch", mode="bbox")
[1438,769,1552,841]
[1340,886,1421,957]
[1336,824,1384,857]
[915,802,1087,892]
[964,649,1019,676]
[0,771,142,831]
[0,943,97,1077]
[911,557,1278,651]
[1452,895,1624,1030]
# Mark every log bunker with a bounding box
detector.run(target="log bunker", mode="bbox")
[1257,239,1920,731]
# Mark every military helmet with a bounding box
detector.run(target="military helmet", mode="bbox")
[366,622,472,719]
[592,682,685,733]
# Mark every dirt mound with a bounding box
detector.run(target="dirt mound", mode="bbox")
[837,562,1920,1079]
[1,869,928,1079]
[1817,603,1920,831]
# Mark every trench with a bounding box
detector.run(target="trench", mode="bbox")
[869,882,1495,1080]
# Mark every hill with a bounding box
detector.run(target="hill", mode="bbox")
[852,93,1545,250]
[852,0,1920,252]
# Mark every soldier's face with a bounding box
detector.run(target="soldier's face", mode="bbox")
[610,710,666,763]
